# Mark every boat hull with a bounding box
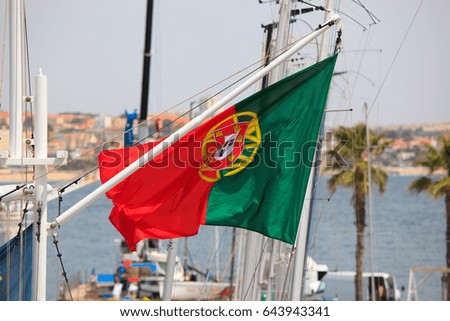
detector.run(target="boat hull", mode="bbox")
[139,278,229,300]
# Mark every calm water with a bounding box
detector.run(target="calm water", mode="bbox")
[42,174,446,300]
[310,174,445,301]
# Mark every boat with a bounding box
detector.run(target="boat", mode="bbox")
[1,0,397,303]
[135,251,230,301]
[0,0,339,301]
[90,239,230,300]
[304,257,401,301]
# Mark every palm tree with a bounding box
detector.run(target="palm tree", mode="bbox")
[408,136,450,300]
[326,123,389,300]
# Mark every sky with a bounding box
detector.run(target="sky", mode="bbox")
[1,0,449,127]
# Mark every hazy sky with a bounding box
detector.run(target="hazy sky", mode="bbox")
[2,0,450,127]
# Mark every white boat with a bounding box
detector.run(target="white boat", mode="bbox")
[304,257,401,301]
[144,279,229,301]
[112,240,230,300]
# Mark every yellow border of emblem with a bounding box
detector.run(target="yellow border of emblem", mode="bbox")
[199,111,261,182]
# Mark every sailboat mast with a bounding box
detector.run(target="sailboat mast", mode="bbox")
[365,102,376,300]
[290,0,336,301]
[9,0,23,159]
[265,0,294,302]
[270,0,293,83]
[34,71,49,301]
[6,0,70,301]
[138,0,154,140]
[7,0,56,300]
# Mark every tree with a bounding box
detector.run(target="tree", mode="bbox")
[408,136,450,300]
[326,124,389,300]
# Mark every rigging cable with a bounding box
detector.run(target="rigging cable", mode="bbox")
[56,188,64,299]
[335,9,366,31]
[51,233,73,301]
[35,202,42,243]
[367,0,424,117]
[17,200,29,300]
[22,2,33,133]
[5,203,11,300]
[199,227,230,300]
[242,237,269,301]
[280,246,296,300]
[0,0,7,108]
[298,1,326,12]
[22,0,34,185]
[348,26,373,113]
[0,184,27,202]
[351,0,380,25]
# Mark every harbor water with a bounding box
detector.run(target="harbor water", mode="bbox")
[39,174,446,300]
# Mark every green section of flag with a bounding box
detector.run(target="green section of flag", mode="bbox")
[205,54,338,244]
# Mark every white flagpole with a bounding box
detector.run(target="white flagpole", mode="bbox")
[241,0,294,301]
[50,15,340,230]
[8,0,23,159]
[290,0,337,301]
[34,70,49,301]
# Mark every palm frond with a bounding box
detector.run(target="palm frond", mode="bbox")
[415,144,442,173]
[428,176,450,199]
[331,126,355,159]
[371,136,391,157]
[439,136,450,174]
[371,166,388,194]
[328,169,354,192]
[408,176,432,193]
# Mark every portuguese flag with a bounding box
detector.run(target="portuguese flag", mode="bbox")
[98,54,337,250]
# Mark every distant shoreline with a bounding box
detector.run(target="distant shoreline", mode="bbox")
[377,166,445,176]
[0,169,84,183]
[1,166,445,184]
[320,166,445,177]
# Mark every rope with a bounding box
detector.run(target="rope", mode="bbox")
[0,184,26,202]
[23,1,34,135]
[351,0,380,25]
[5,203,11,300]
[242,237,269,301]
[334,29,342,54]
[35,202,42,243]
[367,0,424,117]
[199,227,231,300]
[56,166,98,200]
[336,9,367,31]
[55,189,63,297]
[15,201,29,240]
[17,199,26,300]
[51,233,73,301]
[23,1,35,186]
[281,246,296,300]
[55,186,70,299]
[298,1,326,12]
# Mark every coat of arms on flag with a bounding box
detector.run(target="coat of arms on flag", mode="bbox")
[199,112,261,182]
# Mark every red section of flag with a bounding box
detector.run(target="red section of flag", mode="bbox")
[98,107,235,250]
